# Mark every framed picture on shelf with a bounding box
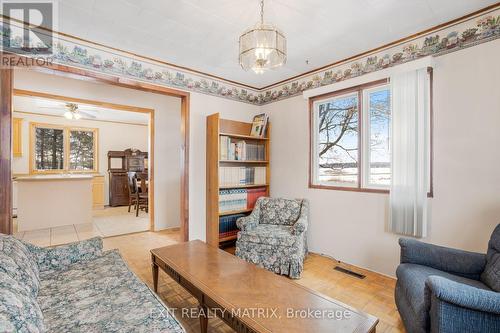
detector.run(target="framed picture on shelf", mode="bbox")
[250,113,268,137]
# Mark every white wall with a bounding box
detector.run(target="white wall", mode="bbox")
[13,70,181,231]
[12,111,149,206]
[12,69,262,235]
[261,39,500,276]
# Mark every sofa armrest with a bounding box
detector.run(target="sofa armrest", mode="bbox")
[24,237,103,272]
[426,276,500,332]
[292,200,309,235]
[399,238,486,279]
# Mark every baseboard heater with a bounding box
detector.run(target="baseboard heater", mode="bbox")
[334,266,366,279]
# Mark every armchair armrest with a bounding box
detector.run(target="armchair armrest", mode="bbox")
[399,238,486,279]
[237,201,262,231]
[24,237,103,272]
[292,199,309,235]
[425,276,500,332]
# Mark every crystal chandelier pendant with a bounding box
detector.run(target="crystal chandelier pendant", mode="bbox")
[239,0,287,74]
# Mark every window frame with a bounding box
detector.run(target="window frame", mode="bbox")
[308,74,434,196]
[30,122,99,174]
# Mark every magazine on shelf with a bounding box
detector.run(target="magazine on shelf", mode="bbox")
[250,113,268,138]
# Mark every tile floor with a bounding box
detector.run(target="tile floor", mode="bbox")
[14,206,150,246]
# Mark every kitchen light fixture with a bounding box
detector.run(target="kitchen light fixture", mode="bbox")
[239,0,286,74]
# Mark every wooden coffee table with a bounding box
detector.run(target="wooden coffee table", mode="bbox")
[151,240,378,333]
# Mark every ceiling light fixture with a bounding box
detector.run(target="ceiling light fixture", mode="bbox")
[64,103,82,120]
[239,0,287,74]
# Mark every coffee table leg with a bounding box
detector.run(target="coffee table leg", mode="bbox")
[152,262,159,293]
[199,304,208,333]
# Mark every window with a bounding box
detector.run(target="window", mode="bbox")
[69,129,96,171]
[310,79,392,191]
[30,123,98,174]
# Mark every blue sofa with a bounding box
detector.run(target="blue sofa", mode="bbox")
[395,224,500,333]
[0,234,185,333]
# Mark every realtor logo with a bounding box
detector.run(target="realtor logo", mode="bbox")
[1,0,57,55]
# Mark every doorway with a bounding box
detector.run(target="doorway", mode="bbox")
[0,66,189,242]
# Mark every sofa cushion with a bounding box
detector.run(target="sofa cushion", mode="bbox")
[0,272,45,333]
[238,224,297,247]
[481,224,500,291]
[0,235,40,298]
[37,249,184,333]
[260,198,302,226]
[396,263,490,331]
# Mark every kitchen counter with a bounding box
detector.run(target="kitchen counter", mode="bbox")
[15,174,96,181]
[16,174,94,231]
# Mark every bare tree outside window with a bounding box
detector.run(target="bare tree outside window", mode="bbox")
[312,81,392,190]
[317,93,359,185]
[35,127,64,170]
[69,130,95,171]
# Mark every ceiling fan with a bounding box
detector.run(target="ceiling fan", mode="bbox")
[37,99,98,120]
[63,103,98,120]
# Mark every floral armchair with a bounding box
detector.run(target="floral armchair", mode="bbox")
[235,197,309,279]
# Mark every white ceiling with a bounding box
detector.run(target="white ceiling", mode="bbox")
[13,95,150,125]
[57,0,496,88]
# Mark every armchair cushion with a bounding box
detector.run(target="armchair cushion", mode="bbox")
[260,198,302,226]
[396,263,490,330]
[399,238,486,280]
[237,225,297,247]
[481,224,500,291]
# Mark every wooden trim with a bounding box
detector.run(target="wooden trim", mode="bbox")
[309,184,389,194]
[149,110,155,231]
[260,3,500,90]
[428,67,434,198]
[14,89,154,114]
[180,94,189,241]
[13,110,148,127]
[0,69,12,234]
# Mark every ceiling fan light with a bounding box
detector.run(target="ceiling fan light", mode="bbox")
[73,113,81,120]
[64,111,73,119]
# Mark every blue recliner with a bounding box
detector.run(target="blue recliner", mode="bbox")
[396,224,500,333]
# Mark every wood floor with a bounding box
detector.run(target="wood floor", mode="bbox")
[103,231,405,333]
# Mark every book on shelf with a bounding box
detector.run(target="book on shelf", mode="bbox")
[219,166,266,187]
[250,113,268,138]
[219,214,245,239]
[220,136,265,161]
[219,187,267,213]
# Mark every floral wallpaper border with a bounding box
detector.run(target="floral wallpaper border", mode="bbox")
[1,7,499,106]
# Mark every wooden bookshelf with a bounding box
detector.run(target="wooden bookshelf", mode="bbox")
[206,113,270,247]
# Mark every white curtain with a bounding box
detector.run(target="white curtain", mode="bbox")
[389,68,430,238]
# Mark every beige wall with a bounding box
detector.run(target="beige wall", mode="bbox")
[261,39,500,276]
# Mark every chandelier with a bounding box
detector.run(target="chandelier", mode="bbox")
[239,0,287,74]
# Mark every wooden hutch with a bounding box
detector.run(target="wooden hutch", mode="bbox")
[108,149,148,206]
